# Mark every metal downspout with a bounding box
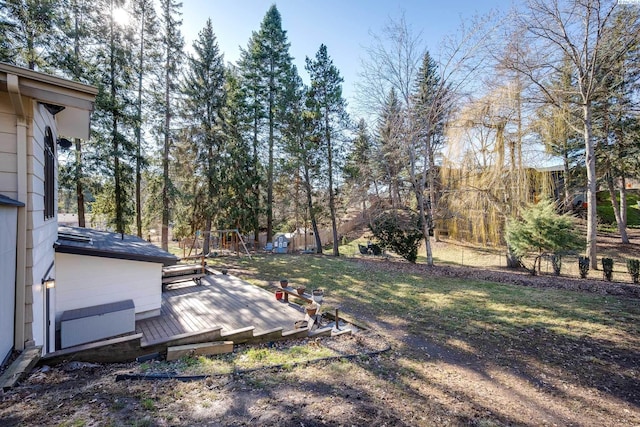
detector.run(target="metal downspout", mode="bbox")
[7,73,28,351]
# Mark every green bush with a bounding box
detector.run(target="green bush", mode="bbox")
[602,258,614,281]
[626,259,639,284]
[506,200,584,275]
[578,256,590,279]
[369,209,423,263]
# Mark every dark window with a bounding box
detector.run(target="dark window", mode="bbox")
[44,126,55,220]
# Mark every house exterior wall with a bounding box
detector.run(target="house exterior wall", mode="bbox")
[0,206,18,362]
[25,103,58,347]
[0,93,18,198]
[54,252,162,325]
[2,63,97,356]
[1,93,58,349]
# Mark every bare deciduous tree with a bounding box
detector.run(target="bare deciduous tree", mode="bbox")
[356,12,498,266]
[504,0,639,269]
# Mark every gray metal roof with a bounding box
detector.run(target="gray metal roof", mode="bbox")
[55,226,178,266]
[0,194,24,207]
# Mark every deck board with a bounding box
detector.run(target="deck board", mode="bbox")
[136,274,305,345]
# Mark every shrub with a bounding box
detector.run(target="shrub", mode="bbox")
[602,258,614,281]
[626,259,640,283]
[578,256,590,278]
[369,209,423,263]
[506,200,584,275]
[551,254,562,276]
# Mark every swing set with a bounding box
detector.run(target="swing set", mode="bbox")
[182,229,251,259]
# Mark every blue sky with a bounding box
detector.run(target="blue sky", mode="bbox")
[181,0,511,113]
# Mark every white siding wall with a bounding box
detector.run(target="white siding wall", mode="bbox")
[54,253,162,322]
[27,103,58,347]
[0,93,18,199]
[0,206,17,362]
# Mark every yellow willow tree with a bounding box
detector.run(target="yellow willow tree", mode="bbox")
[440,78,556,250]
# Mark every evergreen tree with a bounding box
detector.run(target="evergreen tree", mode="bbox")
[376,88,405,208]
[222,66,259,236]
[506,200,584,275]
[90,0,137,234]
[593,7,640,243]
[0,0,57,70]
[282,65,324,253]
[131,0,161,237]
[157,0,184,250]
[237,35,265,247]
[306,44,349,257]
[238,5,293,245]
[409,50,452,265]
[344,119,375,212]
[182,18,226,254]
[52,0,97,227]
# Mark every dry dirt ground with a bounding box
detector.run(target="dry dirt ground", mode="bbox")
[1,235,639,426]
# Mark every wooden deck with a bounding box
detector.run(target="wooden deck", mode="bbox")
[136,274,307,345]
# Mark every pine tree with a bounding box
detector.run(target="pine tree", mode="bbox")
[238,5,293,245]
[182,18,226,254]
[157,0,184,250]
[222,66,258,236]
[281,65,324,253]
[306,44,349,257]
[52,0,96,227]
[376,88,405,208]
[90,0,137,234]
[237,36,265,247]
[409,51,452,265]
[506,200,584,275]
[0,0,57,70]
[344,119,375,212]
[131,0,161,237]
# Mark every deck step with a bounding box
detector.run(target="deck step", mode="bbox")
[0,346,42,390]
[162,273,205,284]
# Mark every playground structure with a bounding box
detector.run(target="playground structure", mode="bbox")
[181,229,251,258]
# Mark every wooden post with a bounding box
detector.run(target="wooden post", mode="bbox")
[335,307,340,331]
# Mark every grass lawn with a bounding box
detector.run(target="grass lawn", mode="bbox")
[208,255,640,370]
[205,254,640,421]
[597,190,640,228]
[3,252,639,426]
[208,254,639,348]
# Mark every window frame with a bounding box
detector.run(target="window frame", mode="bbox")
[44,126,55,220]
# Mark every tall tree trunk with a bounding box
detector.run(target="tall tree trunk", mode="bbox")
[161,60,170,250]
[606,173,629,244]
[203,151,215,254]
[110,10,123,235]
[562,154,571,212]
[266,63,275,245]
[73,6,85,227]
[135,5,145,238]
[584,104,598,269]
[303,159,322,254]
[620,177,628,235]
[203,217,212,255]
[326,120,339,256]
[75,138,85,227]
[412,129,432,266]
[427,136,437,244]
[252,104,260,249]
